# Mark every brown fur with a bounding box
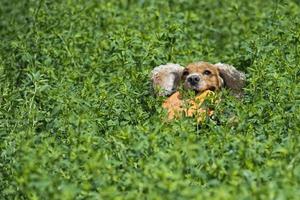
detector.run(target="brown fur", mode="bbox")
[182,62,224,93]
[162,90,214,121]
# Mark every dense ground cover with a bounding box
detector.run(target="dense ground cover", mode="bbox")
[1,0,299,199]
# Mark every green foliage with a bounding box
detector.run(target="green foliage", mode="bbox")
[1,0,299,199]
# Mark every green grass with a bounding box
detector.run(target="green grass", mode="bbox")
[1,0,299,199]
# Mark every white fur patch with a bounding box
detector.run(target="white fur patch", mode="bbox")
[150,63,184,96]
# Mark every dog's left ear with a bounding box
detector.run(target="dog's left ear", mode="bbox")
[214,63,246,95]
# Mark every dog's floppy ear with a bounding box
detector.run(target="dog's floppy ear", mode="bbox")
[150,63,184,96]
[214,63,246,95]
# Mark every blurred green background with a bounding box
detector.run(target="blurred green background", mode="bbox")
[0,0,299,199]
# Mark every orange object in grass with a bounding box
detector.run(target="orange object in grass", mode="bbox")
[162,90,214,122]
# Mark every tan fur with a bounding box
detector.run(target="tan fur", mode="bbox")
[214,63,246,96]
[183,62,224,93]
[162,90,214,122]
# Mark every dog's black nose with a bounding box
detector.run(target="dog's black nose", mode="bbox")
[188,75,200,85]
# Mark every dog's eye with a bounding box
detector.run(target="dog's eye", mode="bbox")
[203,70,211,75]
[183,71,189,76]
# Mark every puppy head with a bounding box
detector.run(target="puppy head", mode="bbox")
[182,62,224,93]
[150,62,245,97]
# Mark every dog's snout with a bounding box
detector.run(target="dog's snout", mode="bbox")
[188,75,200,85]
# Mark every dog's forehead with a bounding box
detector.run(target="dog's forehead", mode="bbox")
[186,62,217,73]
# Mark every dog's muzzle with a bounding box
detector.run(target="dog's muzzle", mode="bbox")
[187,74,200,86]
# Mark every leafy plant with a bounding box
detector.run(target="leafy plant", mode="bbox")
[0,0,299,199]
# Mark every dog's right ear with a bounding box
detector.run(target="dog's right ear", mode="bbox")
[150,63,184,96]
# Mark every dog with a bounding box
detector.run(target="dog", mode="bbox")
[150,62,246,121]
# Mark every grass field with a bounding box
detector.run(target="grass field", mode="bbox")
[1,0,300,199]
